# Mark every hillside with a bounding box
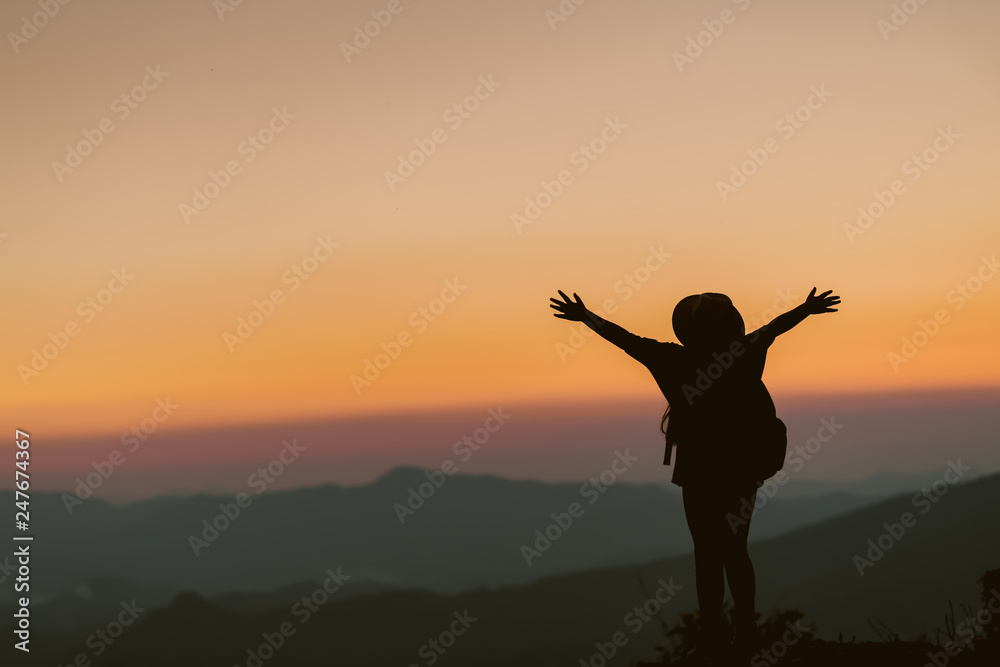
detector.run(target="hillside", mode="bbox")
[9,472,999,666]
[0,467,877,597]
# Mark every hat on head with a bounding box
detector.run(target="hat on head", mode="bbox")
[672,293,745,348]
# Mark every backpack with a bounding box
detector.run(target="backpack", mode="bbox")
[756,415,788,482]
[660,405,788,484]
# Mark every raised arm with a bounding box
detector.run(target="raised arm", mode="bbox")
[550,290,655,358]
[756,287,840,341]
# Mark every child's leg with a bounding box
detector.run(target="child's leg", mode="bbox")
[682,485,726,641]
[723,486,758,632]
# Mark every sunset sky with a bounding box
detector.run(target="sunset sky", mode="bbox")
[2,0,998,454]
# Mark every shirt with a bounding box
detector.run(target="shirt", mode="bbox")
[606,324,778,487]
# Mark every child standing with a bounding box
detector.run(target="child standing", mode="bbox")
[549,288,840,658]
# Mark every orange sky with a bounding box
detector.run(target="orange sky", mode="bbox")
[1,0,998,440]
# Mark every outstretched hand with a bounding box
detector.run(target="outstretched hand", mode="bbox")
[550,290,588,322]
[804,287,841,314]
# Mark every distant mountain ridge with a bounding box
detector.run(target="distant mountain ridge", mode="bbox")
[8,472,999,667]
[1,466,891,598]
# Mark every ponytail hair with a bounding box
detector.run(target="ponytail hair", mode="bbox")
[660,402,670,439]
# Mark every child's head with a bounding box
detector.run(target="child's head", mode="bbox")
[672,293,745,348]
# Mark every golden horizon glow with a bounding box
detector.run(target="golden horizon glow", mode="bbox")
[2,0,999,442]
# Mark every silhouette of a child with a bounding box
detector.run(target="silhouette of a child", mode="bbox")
[550,287,840,657]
